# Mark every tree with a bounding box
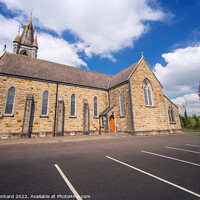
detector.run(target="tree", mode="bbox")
[179,114,185,128]
[178,102,187,116]
[181,108,192,129]
[193,114,200,129]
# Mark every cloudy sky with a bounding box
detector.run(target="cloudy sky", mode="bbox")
[0,0,199,116]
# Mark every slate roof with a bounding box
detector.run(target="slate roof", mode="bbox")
[0,52,139,89]
[109,61,138,88]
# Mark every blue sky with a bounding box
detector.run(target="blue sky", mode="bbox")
[0,0,199,115]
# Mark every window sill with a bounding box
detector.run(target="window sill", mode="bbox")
[40,115,49,118]
[70,116,77,118]
[120,115,125,118]
[2,114,14,117]
[145,105,155,108]
[170,121,176,124]
[93,116,99,119]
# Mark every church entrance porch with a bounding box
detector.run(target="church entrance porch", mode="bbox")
[99,105,116,134]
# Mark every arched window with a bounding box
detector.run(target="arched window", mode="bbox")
[143,79,153,106]
[5,87,16,115]
[168,106,174,123]
[41,90,49,116]
[171,108,174,122]
[70,94,76,116]
[94,96,98,117]
[119,93,125,117]
[168,108,171,122]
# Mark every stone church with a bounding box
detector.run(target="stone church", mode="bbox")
[0,17,182,139]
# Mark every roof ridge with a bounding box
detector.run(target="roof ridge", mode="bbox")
[2,52,141,90]
[112,61,139,77]
[108,60,139,88]
[127,58,143,80]
[107,76,112,88]
[6,52,112,78]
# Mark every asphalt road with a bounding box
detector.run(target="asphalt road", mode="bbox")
[0,133,200,200]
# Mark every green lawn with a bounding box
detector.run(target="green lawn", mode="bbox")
[182,129,200,133]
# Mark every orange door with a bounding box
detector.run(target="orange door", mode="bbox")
[109,116,115,132]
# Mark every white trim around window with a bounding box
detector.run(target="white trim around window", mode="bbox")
[143,78,154,107]
[40,90,50,117]
[70,93,76,117]
[119,93,125,117]
[3,86,17,117]
[168,106,175,123]
[93,96,98,118]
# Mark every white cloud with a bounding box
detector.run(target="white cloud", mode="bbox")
[172,93,200,116]
[0,14,20,51]
[154,45,200,97]
[154,45,200,116]
[0,14,86,68]
[38,33,87,67]
[0,0,167,59]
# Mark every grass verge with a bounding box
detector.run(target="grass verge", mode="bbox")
[182,129,200,133]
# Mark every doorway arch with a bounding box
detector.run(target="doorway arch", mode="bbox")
[109,115,115,132]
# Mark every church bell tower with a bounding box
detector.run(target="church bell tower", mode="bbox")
[13,16,38,58]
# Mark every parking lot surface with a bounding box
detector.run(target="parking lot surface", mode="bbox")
[0,133,200,200]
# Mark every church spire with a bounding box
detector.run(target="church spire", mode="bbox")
[20,16,35,46]
[12,14,38,58]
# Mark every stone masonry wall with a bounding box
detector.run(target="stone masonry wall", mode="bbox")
[57,84,109,134]
[130,59,170,133]
[109,83,132,132]
[0,75,109,137]
[0,75,57,138]
[163,96,182,132]
[0,61,182,138]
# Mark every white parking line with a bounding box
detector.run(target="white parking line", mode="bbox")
[141,150,200,167]
[185,144,200,148]
[166,147,200,154]
[106,156,200,198]
[55,164,82,200]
